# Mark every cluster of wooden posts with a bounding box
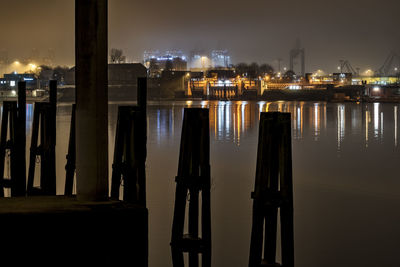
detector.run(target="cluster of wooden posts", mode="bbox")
[170,108,294,267]
[0,81,57,197]
[0,78,294,267]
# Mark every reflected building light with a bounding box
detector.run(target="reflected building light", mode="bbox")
[258,102,265,114]
[365,110,370,148]
[217,104,224,140]
[156,110,161,144]
[241,102,246,132]
[170,108,174,137]
[380,112,384,140]
[266,102,271,112]
[374,103,379,138]
[214,105,217,139]
[293,104,297,132]
[225,102,231,138]
[395,106,398,147]
[314,103,320,139]
[278,102,283,112]
[237,104,241,145]
[337,105,345,151]
[351,109,358,131]
[233,106,236,144]
[300,103,304,137]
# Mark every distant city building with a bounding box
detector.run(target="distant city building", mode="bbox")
[190,53,211,70]
[211,50,231,68]
[0,72,37,90]
[143,50,187,77]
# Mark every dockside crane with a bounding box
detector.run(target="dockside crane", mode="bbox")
[377,51,400,76]
[339,60,359,76]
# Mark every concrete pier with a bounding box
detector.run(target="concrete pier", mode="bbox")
[75,0,109,201]
[0,196,148,265]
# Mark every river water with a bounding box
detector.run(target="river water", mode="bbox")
[24,100,400,266]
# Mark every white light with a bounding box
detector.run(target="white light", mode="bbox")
[11,90,16,96]
[373,86,380,92]
[10,81,16,87]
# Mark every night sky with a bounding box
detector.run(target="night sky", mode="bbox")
[1,0,399,72]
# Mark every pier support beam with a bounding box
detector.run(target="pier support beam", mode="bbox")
[75,0,108,201]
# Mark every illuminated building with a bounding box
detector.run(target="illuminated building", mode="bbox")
[211,50,231,68]
[0,72,37,90]
[143,50,187,77]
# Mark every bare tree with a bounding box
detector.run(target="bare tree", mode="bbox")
[110,48,126,63]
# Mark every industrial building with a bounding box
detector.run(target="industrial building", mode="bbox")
[0,72,37,90]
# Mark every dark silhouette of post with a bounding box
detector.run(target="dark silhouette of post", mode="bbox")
[75,0,108,201]
[65,104,76,196]
[0,82,26,197]
[15,81,26,196]
[249,112,294,267]
[170,108,211,267]
[111,78,147,205]
[27,81,57,196]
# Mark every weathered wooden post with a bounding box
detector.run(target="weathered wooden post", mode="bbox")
[75,0,109,201]
[249,112,294,267]
[15,81,26,196]
[111,77,147,205]
[27,102,57,195]
[0,102,17,197]
[170,108,211,267]
[65,104,76,196]
[0,82,26,197]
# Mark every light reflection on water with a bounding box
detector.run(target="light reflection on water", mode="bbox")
[2,100,399,267]
[141,101,400,151]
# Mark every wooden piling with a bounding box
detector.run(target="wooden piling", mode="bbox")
[0,102,18,197]
[111,78,147,206]
[249,112,294,267]
[15,82,26,196]
[65,104,76,196]
[170,108,211,267]
[27,102,57,196]
[0,81,26,197]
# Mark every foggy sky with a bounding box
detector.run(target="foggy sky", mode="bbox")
[0,0,399,73]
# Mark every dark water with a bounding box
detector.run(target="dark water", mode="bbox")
[23,101,400,266]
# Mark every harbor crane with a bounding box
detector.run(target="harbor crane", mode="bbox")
[377,51,400,76]
[339,60,358,76]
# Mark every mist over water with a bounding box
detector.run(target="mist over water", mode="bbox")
[17,101,400,266]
